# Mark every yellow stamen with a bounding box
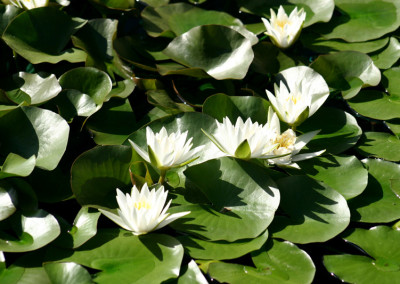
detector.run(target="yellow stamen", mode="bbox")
[134,200,151,210]
[275,132,295,149]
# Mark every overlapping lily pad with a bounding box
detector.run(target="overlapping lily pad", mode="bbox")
[163,25,254,80]
[324,226,400,283]
[348,159,400,222]
[209,239,316,284]
[170,157,280,242]
[269,175,350,244]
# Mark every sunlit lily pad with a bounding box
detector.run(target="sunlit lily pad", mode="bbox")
[316,0,400,42]
[2,7,87,64]
[348,159,400,222]
[0,210,60,252]
[324,226,400,283]
[170,157,280,242]
[209,239,315,284]
[269,175,350,244]
[163,25,254,80]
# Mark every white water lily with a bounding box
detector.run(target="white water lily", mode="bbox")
[266,66,330,127]
[129,127,204,171]
[99,184,190,235]
[262,5,306,49]
[203,115,280,160]
[266,107,325,168]
[9,0,48,9]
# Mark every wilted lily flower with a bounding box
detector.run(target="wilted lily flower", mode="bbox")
[262,5,306,49]
[9,0,48,9]
[265,107,324,168]
[129,127,204,182]
[266,66,330,127]
[99,184,190,236]
[203,115,280,160]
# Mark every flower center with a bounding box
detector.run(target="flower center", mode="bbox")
[275,132,296,149]
[134,200,151,210]
[276,19,289,29]
[286,95,299,104]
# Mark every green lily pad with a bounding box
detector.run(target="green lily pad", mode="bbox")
[86,98,137,145]
[89,0,135,11]
[356,132,400,161]
[0,209,60,252]
[316,0,400,42]
[69,206,101,249]
[0,106,69,171]
[238,0,334,27]
[163,25,253,80]
[324,226,400,283]
[382,67,400,98]
[54,229,184,283]
[297,155,368,200]
[269,175,350,244]
[71,145,133,207]
[2,7,87,64]
[371,37,400,69]
[348,90,400,120]
[177,260,208,284]
[203,94,270,124]
[177,230,269,260]
[0,153,35,179]
[1,72,61,106]
[297,107,362,155]
[209,239,315,284]
[170,157,280,242]
[348,159,400,222]
[59,67,112,106]
[301,32,389,54]
[0,180,17,221]
[310,51,381,99]
[43,262,92,284]
[0,4,21,35]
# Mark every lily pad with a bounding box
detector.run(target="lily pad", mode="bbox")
[269,175,350,244]
[163,25,254,80]
[177,260,208,284]
[0,153,35,179]
[316,0,400,42]
[371,37,400,69]
[177,230,269,260]
[297,107,362,155]
[209,239,315,284]
[69,206,101,249]
[53,229,184,283]
[71,145,133,207]
[324,226,400,283]
[348,90,400,120]
[43,262,92,284]
[348,159,400,223]
[203,94,270,124]
[170,157,280,242]
[356,132,400,161]
[2,7,87,64]
[0,180,17,221]
[0,209,60,252]
[297,155,368,200]
[310,51,381,99]
[0,107,69,170]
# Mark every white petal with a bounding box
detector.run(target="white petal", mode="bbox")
[156,211,191,230]
[129,139,150,163]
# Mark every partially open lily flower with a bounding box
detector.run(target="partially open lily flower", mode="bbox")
[266,66,330,127]
[267,107,325,168]
[129,127,204,171]
[9,0,48,9]
[203,114,280,160]
[99,184,190,235]
[262,5,306,49]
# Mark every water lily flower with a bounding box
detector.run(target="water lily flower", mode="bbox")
[9,0,48,9]
[202,114,280,160]
[129,127,204,179]
[262,5,306,49]
[266,66,330,127]
[267,107,325,168]
[99,184,190,235]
